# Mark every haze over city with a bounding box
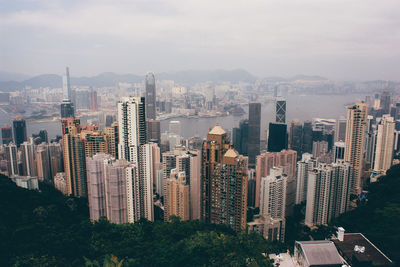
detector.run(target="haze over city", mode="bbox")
[1,0,400,80]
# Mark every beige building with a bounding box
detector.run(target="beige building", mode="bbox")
[344,103,368,195]
[164,169,190,221]
[374,114,394,173]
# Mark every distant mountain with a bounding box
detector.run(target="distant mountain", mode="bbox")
[263,74,328,82]
[0,71,30,82]
[0,69,258,91]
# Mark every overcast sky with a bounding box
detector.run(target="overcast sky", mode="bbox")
[0,0,399,80]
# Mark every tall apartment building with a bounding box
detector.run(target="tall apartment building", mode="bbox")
[295,153,316,204]
[164,169,190,221]
[86,153,129,224]
[1,126,13,145]
[335,118,347,142]
[48,142,63,178]
[36,143,52,181]
[344,103,368,195]
[201,125,248,231]
[20,138,36,177]
[105,121,119,158]
[374,114,395,173]
[5,142,18,176]
[305,161,351,227]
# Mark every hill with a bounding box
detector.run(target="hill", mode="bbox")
[0,174,281,266]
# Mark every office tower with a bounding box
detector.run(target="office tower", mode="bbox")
[267,123,287,152]
[232,119,248,155]
[205,87,215,110]
[36,143,51,181]
[62,67,72,101]
[89,89,98,111]
[312,141,329,158]
[48,142,63,178]
[276,98,286,123]
[374,115,395,173]
[146,119,160,143]
[5,143,18,176]
[86,153,128,224]
[247,169,256,207]
[380,91,391,114]
[61,117,80,135]
[332,142,345,162]
[54,172,67,195]
[60,99,75,118]
[169,121,181,136]
[201,125,248,231]
[105,121,119,159]
[335,119,347,142]
[75,90,90,110]
[364,115,376,164]
[289,120,303,159]
[344,103,368,195]
[248,103,261,167]
[20,138,36,177]
[395,103,400,120]
[255,150,297,208]
[117,96,146,161]
[302,121,313,153]
[164,169,190,221]
[1,126,13,145]
[305,161,351,227]
[295,153,315,204]
[13,117,27,148]
[145,72,156,120]
[39,130,48,143]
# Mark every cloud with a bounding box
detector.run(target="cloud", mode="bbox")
[0,0,399,80]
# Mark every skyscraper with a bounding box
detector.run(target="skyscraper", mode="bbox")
[289,120,303,159]
[61,99,75,118]
[374,114,395,173]
[248,103,261,167]
[117,96,154,221]
[1,125,13,145]
[145,72,156,120]
[164,169,190,221]
[86,153,129,224]
[105,121,119,159]
[232,119,248,155]
[63,67,72,101]
[305,161,351,227]
[201,125,248,231]
[344,103,368,195]
[169,121,181,136]
[332,142,345,162]
[147,119,160,143]
[295,153,315,204]
[13,117,27,148]
[36,143,52,182]
[276,98,286,123]
[380,91,391,114]
[267,123,287,152]
[5,143,18,176]
[20,138,36,177]
[302,121,313,154]
[335,118,347,142]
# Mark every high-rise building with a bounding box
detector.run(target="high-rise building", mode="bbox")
[169,121,181,136]
[145,72,156,120]
[105,121,119,159]
[335,119,347,142]
[48,141,63,178]
[1,126,13,145]
[164,169,190,221]
[36,143,52,182]
[60,99,75,119]
[364,115,376,164]
[248,103,261,166]
[255,149,297,215]
[86,153,129,224]
[344,103,368,195]
[267,123,287,152]
[276,98,286,123]
[380,91,391,114]
[54,172,67,195]
[62,67,72,101]
[147,119,160,143]
[232,119,248,155]
[302,121,313,154]
[61,117,81,135]
[89,89,98,111]
[305,161,351,227]
[20,138,36,177]
[312,141,329,158]
[374,114,395,173]
[117,96,154,221]
[289,120,303,159]
[5,142,18,176]
[201,125,248,231]
[13,117,27,148]
[332,142,345,162]
[295,153,315,204]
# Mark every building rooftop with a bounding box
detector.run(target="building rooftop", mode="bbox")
[224,148,239,158]
[332,233,392,266]
[296,240,344,266]
[208,124,226,135]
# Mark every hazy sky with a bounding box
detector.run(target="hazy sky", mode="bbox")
[1,0,399,80]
